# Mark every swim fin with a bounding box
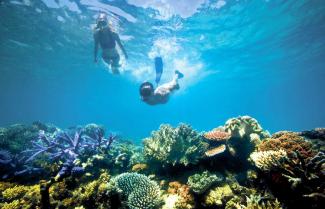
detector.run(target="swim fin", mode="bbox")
[155,57,163,85]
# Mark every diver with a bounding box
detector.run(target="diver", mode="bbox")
[140,57,184,105]
[93,13,128,74]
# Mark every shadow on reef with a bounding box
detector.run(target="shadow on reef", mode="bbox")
[0,117,324,209]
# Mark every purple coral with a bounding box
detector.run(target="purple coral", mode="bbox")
[0,149,43,180]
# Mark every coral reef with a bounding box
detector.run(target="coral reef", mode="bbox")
[0,120,324,209]
[187,171,223,194]
[109,172,162,209]
[251,132,324,208]
[143,124,209,166]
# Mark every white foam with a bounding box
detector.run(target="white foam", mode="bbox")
[57,15,65,22]
[80,0,137,23]
[35,8,42,13]
[41,0,60,9]
[40,0,81,13]
[9,39,30,48]
[211,0,226,9]
[127,0,206,19]
[120,35,134,41]
[59,0,81,13]
[10,1,25,5]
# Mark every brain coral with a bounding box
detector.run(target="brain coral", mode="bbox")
[110,172,162,209]
[143,124,209,166]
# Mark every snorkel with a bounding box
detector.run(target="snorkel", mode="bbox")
[140,82,154,100]
[96,13,108,30]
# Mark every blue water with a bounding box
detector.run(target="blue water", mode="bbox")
[0,0,325,141]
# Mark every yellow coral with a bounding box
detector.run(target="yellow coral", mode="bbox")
[2,185,28,201]
[0,182,15,193]
[71,171,110,206]
[250,149,287,171]
[205,184,233,206]
[1,199,21,209]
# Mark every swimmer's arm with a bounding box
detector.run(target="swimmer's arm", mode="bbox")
[93,32,99,63]
[115,33,128,59]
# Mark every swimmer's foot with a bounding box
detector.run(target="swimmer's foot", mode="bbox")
[175,70,184,79]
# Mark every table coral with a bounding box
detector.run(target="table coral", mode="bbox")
[143,124,209,166]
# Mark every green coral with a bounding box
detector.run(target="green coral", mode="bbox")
[109,172,162,209]
[143,124,209,166]
[187,171,223,194]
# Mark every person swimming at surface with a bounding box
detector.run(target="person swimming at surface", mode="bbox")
[140,70,184,105]
[93,13,128,74]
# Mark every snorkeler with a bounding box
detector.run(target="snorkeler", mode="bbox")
[93,13,128,74]
[140,57,184,105]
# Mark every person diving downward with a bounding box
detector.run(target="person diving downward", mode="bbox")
[93,13,128,74]
[140,57,184,105]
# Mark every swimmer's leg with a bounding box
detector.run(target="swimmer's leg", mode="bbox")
[175,70,184,79]
[111,54,120,74]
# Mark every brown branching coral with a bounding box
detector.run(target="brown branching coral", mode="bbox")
[258,131,316,160]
